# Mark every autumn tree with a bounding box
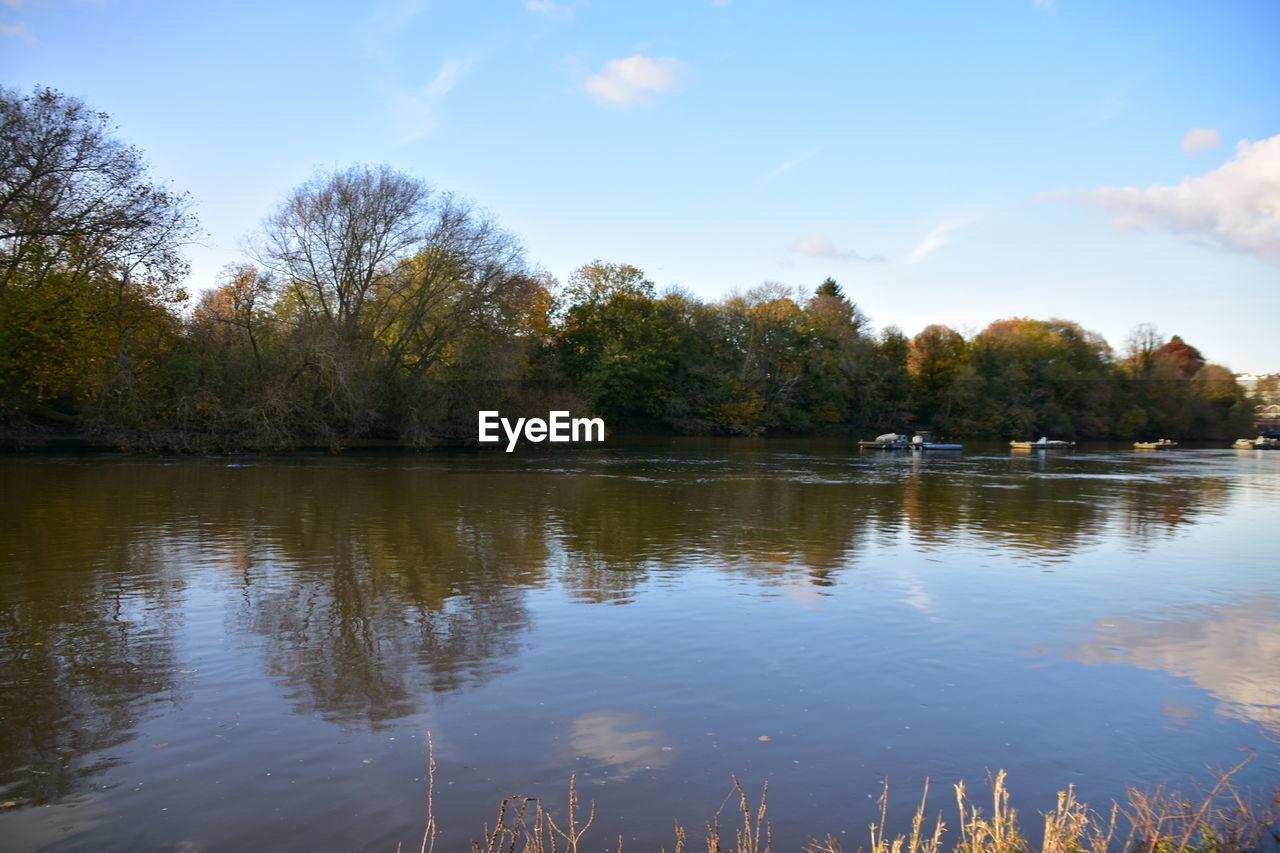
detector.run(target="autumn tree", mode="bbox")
[908,324,967,427]
[368,202,528,378]
[1154,334,1206,376]
[0,86,194,294]
[956,317,1113,438]
[257,165,530,444]
[0,86,196,431]
[1121,322,1162,374]
[190,264,275,368]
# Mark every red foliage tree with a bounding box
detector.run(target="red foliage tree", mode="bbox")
[1154,335,1206,376]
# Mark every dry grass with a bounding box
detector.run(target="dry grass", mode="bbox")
[404,742,1278,853]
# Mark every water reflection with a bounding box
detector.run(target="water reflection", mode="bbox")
[569,711,672,779]
[0,592,181,805]
[1067,596,1280,735]
[0,445,1269,839]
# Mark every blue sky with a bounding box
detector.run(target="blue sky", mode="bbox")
[3,0,1278,371]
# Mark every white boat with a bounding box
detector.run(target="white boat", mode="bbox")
[858,432,911,449]
[909,431,962,451]
[1010,437,1076,449]
[1234,436,1280,449]
[858,431,962,451]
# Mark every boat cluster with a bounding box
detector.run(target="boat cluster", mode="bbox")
[860,432,1280,450]
[857,431,962,451]
[860,432,1279,452]
[1233,436,1280,449]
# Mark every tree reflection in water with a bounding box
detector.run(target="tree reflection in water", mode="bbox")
[0,445,1254,818]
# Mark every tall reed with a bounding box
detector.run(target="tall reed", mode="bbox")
[404,746,1277,853]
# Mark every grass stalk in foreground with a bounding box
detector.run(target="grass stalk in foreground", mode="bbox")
[405,746,1278,853]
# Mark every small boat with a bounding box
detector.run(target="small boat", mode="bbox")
[858,432,911,449]
[1234,436,1280,449]
[908,430,962,451]
[858,431,962,451]
[1134,439,1178,450]
[1010,437,1076,450]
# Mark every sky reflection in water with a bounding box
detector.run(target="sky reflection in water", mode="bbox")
[0,441,1276,851]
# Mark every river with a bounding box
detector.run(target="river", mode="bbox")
[1,441,1277,851]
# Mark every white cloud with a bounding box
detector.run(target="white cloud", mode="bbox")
[762,148,821,183]
[525,0,556,11]
[391,57,473,143]
[1181,127,1221,154]
[584,54,690,106]
[0,20,35,43]
[424,57,469,99]
[791,235,837,256]
[904,221,961,265]
[1038,134,1280,265]
[789,234,885,263]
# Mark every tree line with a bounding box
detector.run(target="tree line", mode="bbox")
[0,86,1253,450]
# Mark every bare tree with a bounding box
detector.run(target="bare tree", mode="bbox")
[253,165,530,444]
[1123,322,1163,373]
[369,194,528,376]
[261,164,428,337]
[190,264,276,370]
[261,164,528,372]
[0,86,196,296]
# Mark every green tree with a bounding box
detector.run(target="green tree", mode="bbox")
[800,284,871,427]
[556,261,677,423]
[814,276,845,299]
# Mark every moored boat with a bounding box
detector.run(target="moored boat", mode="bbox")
[858,432,911,449]
[909,430,962,451]
[1134,439,1178,450]
[1233,436,1280,449]
[1010,437,1076,449]
[858,431,962,451]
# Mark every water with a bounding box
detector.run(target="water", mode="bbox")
[1,441,1277,851]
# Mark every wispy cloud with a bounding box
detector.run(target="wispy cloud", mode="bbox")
[762,148,821,183]
[359,0,430,65]
[525,0,557,11]
[904,221,962,265]
[1087,89,1129,126]
[1037,134,1280,265]
[0,20,35,42]
[1181,127,1221,154]
[391,57,474,143]
[584,54,690,106]
[789,234,885,263]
